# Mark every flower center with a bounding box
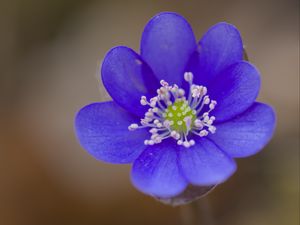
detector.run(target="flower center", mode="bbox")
[128,72,217,148]
[165,100,196,133]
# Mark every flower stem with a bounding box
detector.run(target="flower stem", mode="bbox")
[180,197,215,225]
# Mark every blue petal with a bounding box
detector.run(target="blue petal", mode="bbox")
[209,61,261,122]
[178,138,236,186]
[209,102,276,158]
[141,12,197,86]
[75,102,148,164]
[188,22,243,86]
[131,140,187,198]
[101,46,159,117]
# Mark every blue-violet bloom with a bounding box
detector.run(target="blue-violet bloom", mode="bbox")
[75,12,276,199]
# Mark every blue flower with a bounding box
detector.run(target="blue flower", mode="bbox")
[75,12,276,199]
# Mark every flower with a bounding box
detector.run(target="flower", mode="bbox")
[75,12,276,199]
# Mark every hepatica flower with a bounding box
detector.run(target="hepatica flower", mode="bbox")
[75,12,276,200]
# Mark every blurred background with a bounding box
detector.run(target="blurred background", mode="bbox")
[0,0,299,224]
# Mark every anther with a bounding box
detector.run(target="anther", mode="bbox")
[208,126,216,133]
[203,96,210,104]
[199,130,208,137]
[160,80,169,87]
[177,140,183,145]
[128,123,139,131]
[189,139,195,146]
[183,141,191,148]
[150,128,158,133]
[184,72,193,82]
[140,96,147,105]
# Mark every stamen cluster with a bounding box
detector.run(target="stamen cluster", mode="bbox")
[128,72,217,148]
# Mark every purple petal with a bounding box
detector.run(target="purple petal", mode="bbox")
[188,22,243,86]
[209,102,276,158]
[141,12,197,86]
[131,140,187,198]
[101,46,159,117]
[178,138,236,186]
[209,61,261,122]
[75,102,147,164]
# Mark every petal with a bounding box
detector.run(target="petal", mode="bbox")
[178,138,236,186]
[141,12,197,85]
[209,102,276,158]
[209,61,261,122]
[101,46,159,117]
[131,140,187,198]
[189,22,243,86]
[75,101,148,164]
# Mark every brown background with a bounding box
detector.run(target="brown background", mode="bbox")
[0,0,299,225]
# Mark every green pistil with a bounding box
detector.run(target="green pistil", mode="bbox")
[165,100,196,132]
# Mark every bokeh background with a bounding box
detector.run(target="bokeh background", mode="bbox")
[0,0,299,225]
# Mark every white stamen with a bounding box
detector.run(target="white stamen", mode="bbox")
[191,85,203,98]
[183,141,190,148]
[199,130,208,137]
[140,96,147,105]
[152,107,159,113]
[203,96,210,104]
[177,140,183,145]
[194,119,203,128]
[208,126,216,133]
[160,80,169,87]
[150,128,158,133]
[171,131,180,140]
[209,100,217,109]
[129,72,217,148]
[148,140,155,145]
[178,89,185,96]
[145,111,153,117]
[150,97,158,107]
[189,139,195,146]
[128,123,139,131]
[184,72,193,82]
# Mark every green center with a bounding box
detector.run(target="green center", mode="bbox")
[165,100,196,132]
